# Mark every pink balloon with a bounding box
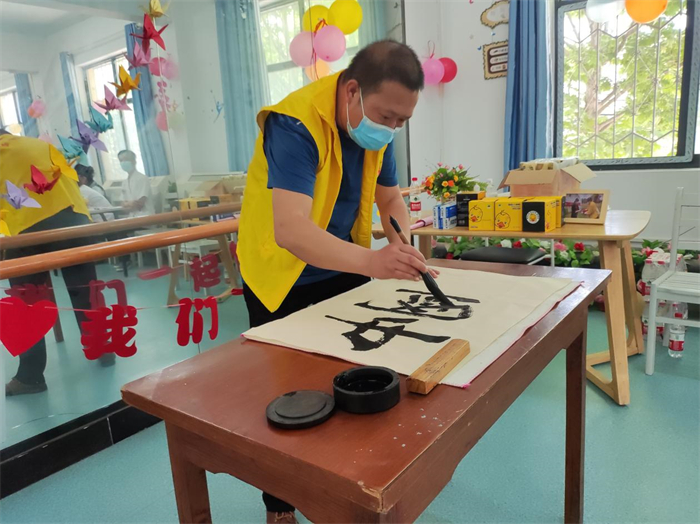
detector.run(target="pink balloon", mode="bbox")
[155,110,168,131]
[290,31,315,67]
[422,58,444,85]
[439,57,458,83]
[313,25,346,62]
[27,99,46,118]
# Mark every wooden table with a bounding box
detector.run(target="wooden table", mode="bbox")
[122,260,610,524]
[373,210,651,406]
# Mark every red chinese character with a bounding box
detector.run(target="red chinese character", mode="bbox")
[5,283,51,305]
[175,297,219,346]
[81,304,138,360]
[189,254,221,292]
[89,279,127,310]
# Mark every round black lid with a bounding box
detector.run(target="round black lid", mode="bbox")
[266,390,335,430]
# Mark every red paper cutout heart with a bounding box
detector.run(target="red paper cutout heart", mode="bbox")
[0,298,58,357]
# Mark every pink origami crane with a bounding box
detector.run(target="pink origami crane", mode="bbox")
[126,41,151,69]
[94,86,130,112]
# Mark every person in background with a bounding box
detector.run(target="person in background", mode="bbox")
[118,149,154,217]
[584,196,600,220]
[75,163,108,200]
[0,130,102,396]
[571,197,581,218]
[77,165,114,222]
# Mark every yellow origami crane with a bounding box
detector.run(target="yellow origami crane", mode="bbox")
[143,0,169,19]
[111,66,141,98]
[0,210,10,236]
[49,145,78,182]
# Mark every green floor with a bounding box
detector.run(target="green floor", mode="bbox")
[1,311,698,524]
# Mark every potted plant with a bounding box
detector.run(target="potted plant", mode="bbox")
[422,164,487,204]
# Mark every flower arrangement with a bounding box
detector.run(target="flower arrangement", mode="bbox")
[422,163,487,202]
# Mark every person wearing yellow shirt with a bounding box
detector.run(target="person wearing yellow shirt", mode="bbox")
[0,130,103,396]
[584,197,600,220]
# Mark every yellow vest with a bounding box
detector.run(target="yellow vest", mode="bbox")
[0,134,89,236]
[238,73,386,312]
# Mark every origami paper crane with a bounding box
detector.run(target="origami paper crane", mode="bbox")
[131,13,168,54]
[86,106,114,133]
[111,66,141,98]
[143,0,170,19]
[1,181,41,210]
[126,41,151,69]
[24,165,60,195]
[57,135,84,161]
[94,86,130,112]
[71,120,107,153]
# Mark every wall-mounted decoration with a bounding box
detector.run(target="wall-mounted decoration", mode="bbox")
[481,0,509,28]
[482,40,508,79]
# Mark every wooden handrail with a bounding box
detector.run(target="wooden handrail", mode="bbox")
[0,202,241,251]
[0,220,239,280]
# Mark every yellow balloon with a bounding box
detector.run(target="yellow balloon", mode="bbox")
[302,5,330,32]
[305,59,331,81]
[328,0,363,35]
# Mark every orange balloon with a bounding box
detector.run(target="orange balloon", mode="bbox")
[304,59,331,81]
[625,0,668,23]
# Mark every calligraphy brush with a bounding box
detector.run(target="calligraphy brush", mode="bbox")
[388,215,455,307]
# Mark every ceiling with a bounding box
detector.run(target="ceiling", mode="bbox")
[0,1,85,35]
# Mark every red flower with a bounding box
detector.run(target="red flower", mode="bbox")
[446,253,454,260]
[574,242,585,251]
[447,180,455,187]
[452,236,458,242]
[513,241,523,248]
[494,243,502,247]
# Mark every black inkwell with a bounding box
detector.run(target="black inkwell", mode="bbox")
[333,366,400,414]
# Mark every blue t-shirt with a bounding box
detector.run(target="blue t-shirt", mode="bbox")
[264,113,398,285]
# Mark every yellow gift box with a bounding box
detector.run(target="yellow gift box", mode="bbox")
[495,197,528,232]
[468,197,498,231]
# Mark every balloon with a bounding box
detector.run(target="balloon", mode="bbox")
[422,58,444,85]
[328,0,363,35]
[302,5,329,32]
[313,25,346,62]
[305,59,331,81]
[155,110,168,131]
[289,31,315,67]
[27,99,46,118]
[586,0,625,23]
[439,57,458,83]
[625,0,668,23]
[330,51,351,73]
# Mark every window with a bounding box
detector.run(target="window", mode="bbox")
[84,55,145,181]
[556,0,700,167]
[259,0,360,104]
[0,89,23,136]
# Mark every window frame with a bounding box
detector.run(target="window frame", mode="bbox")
[554,0,700,170]
[0,89,24,135]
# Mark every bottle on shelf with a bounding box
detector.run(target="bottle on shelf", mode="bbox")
[668,302,687,359]
[409,177,422,220]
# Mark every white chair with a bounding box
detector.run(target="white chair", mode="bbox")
[645,187,700,375]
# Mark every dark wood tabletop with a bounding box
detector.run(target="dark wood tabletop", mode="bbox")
[122,260,610,524]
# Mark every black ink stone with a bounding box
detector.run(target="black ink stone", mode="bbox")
[266,390,335,430]
[333,366,400,414]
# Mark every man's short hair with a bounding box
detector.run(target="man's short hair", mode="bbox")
[118,149,137,161]
[75,164,95,184]
[343,40,424,94]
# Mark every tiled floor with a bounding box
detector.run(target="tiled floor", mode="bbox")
[1,311,698,524]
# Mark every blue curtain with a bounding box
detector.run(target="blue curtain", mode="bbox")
[14,73,38,138]
[359,0,388,45]
[215,0,269,171]
[59,53,83,137]
[503,0,553,173]
[125,23,170,177]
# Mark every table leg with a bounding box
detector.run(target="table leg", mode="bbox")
[166,423,212,524]
[565,328,586,524]
[585,241,631,405]
[417,235,432,259]
[622,240,644,355]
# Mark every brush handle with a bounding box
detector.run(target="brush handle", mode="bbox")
[388,216,411,246]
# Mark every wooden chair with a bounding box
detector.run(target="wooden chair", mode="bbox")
[645,187,700,375]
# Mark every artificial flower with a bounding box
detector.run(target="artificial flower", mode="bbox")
[574,242,585,251]
[453,175,458,182]
[443,192,450,198]
[500,239,512,248]
[442,181,448,187]
[513,240,523,248]
[448,180,455,187]
[554,242,567,252]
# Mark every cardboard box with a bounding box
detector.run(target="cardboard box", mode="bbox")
[554,196,564,228]
[439,202,457,230]
[468,197,498,231]
[499,160,596,197]
[495,197,528,232]
[456,191,485,227]
[523,197,558,232]
[179,197,211,221]
[433,205,442,230]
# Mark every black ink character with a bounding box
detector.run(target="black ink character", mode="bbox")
[325,316,451,352]
[354,289,480,321]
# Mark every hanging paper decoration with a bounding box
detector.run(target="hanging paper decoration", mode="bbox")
[58,135,85,160]
[81,304,138,360]
[305,59,331,81]
[0,297,58,357]
[24,165,59,195]
[4,283,52,304]
[111,66,141,98]
[72,120,107,153]
[126,41,151,69]
[439,57,458,83]
[1,181,41,209]
[49,143,79,181]
[302,5,330,31]
[290,32,315,67]
[585,0,625,23]
[625,0,668,23]
[0,210,9,236]
[190,254,221,292]
[175,297,219,346]
[422,57,445,85]
[143,0,170,20]
[132,13,168,54]
[328,0,363,35]
[149,56,179,80]
[86,106,114,133]
[27,99,46,119]
[313,25,346,62]
[95,86,131,112]
[89,279,127,310]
